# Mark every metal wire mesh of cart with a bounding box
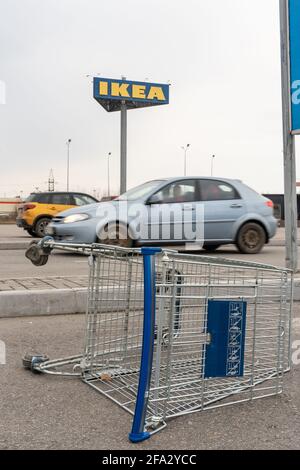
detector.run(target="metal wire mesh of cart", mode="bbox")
[79,247,293,441]
[82,246,145,404]
[143,253,293,430]
[81,247,180,420]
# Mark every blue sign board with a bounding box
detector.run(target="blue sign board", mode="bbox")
[93,77,170,112]
[289,0,300,133]
[204,300,247,379]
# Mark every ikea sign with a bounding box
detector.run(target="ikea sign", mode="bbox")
[93,77,169,112]
[289,0,300,133]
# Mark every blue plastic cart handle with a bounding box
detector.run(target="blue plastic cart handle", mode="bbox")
[129,247,161,443]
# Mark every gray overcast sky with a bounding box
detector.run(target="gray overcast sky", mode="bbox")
[0,0,298,197]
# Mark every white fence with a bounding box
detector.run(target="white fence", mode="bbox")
[0,198,22,220]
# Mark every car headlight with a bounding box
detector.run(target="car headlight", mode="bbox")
[63,214,90,224]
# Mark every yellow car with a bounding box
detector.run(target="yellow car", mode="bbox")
[16,191,98,237]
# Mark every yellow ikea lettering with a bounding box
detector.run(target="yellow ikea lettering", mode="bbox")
[147,86,165,101]
[111,82,130,97]
[99,81,108,96]
[132,84,146,99]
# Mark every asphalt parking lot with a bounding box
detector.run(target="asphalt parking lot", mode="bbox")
[0,310,300,450]
[0,246,295,279]
[0,225,300,278]
[1,223,300,450]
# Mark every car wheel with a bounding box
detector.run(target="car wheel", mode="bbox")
[236,223,266,254]
[203,244,221,252]
[34,218,51,238]
[22,353,49,373]
[26,228,37,237]
[97,223,133,248]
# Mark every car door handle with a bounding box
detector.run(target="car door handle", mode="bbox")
[230,204,243,208]
[184,205,195,211]
[50,207,56,210]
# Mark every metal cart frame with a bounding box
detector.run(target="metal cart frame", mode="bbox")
[24,238,293,442]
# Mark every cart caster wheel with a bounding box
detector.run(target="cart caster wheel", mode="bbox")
[25,242,49,266]
[22,353,49,373]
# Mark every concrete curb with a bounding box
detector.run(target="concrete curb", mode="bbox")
[0,240,298,251]
[0,281,300,318]
[0,241,29,250]
[269,240,299,247]
[0,286,142,318]
[0,288,88,318]
[0,239,298,251]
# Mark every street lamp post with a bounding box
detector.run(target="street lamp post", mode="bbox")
[211,154,215,177]
[181,144,190,176]
[66,139,72,191]
[107,152,111,197]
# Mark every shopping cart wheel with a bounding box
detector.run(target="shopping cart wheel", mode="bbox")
[22,353,49,373]
[25,241,49,266]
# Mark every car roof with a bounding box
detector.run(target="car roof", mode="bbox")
[29,191,96,196]
[151,177,241,184]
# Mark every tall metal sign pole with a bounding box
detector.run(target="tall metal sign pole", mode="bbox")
[93,77,170,196]
[120,102,127,194]
[279,0,299,272]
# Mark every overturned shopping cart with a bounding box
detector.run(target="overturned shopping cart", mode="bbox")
[24,238,293,443]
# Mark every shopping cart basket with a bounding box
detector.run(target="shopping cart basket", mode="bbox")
[24,237,293,442]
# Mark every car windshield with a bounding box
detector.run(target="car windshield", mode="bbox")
[117,180,165,201]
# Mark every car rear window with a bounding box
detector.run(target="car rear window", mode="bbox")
[26,193,50,203]
[26,193,39,202]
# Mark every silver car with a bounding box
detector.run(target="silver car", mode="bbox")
[46,177,277,254]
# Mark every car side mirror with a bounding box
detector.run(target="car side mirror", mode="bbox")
[147,194,161,205]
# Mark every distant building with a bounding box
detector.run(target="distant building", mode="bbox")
[263,194,300,225]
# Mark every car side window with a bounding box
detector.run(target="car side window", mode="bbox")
[37,194,49,204]
[49,194,72,205]
[200,180,240,201]
[151,180,196,204]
